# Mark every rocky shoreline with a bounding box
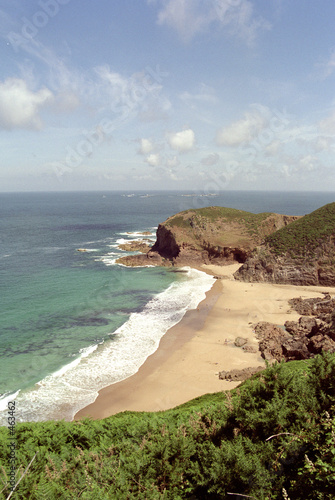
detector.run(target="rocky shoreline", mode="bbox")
[220,293,335,381]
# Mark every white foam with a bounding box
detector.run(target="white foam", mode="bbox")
[0,390,20,412]
[115,238,130,245]
[119,230,156,238]
[49,344,99,378]
[0,268,214,424]
[95,251,120,266]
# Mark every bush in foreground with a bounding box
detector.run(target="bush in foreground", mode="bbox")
[0,353,335,499]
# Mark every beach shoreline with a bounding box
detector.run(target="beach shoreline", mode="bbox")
[74,263,335,421]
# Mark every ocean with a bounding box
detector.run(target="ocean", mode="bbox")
[1,190,334,424]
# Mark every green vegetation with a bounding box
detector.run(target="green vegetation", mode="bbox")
[165,207,276,245]
[265,203,335,257]
[1,353,335,499]
[165,215,192,229]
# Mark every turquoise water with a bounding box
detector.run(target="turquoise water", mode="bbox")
[1,190,334,423]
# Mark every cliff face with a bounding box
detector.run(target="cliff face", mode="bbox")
[234,248,335,286]
[116,207,299,267]
[235,203,335,286]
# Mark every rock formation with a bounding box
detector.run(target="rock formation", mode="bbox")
[117,240,152,253]
[254,295,335,362]
[116,206,299,267]
[235,203,335,286]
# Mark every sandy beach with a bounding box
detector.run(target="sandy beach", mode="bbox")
[75,264,335,420]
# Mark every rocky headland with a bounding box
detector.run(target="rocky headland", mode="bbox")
[234,202,335,286]
[116,206,299,267]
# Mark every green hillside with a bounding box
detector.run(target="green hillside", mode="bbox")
[1,353,335,499]
[161,206,297,251]
[265,202,335,257]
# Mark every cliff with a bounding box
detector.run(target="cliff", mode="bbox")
[116,206,299,267]
[234,202,335,286]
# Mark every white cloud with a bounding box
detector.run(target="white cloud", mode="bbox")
[298,155,318,172]
[150,0,270,44]
[146,153,160,166]
[216,108,267,146]
[214,0,271,45]
[312,135,335,152]
[168,128,195,152]
[0,78,53,130]
[155,0,209,42]
[138,138,154,155]
[179,84,217,105]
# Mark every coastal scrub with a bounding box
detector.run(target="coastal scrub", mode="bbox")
[0,353,335,499]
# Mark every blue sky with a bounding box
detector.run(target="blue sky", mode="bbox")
[1,0,335,192]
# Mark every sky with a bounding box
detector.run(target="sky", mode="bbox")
[1,0,335,192]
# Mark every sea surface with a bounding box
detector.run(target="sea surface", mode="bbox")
[0,190,334,424]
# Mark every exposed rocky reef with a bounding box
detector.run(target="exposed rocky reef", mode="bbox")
[235,202,335,286]
[117,240,152,253]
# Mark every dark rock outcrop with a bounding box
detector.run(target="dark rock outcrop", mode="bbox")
[234,337,248,347]
[254,295,335,362]
[288,294,335,316]
[254,322,292,361]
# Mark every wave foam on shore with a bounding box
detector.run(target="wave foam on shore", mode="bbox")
[0,268,214,425]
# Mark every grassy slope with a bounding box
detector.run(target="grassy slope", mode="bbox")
[1,354,335,499]
[164,207,275,249]
[265,202,335,257]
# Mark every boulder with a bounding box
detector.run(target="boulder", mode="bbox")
[234,337,248,347]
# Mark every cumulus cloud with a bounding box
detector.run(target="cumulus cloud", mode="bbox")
[150,0,270,44]
[145,153,160,166]
[168,128,195,152]
[216,108,268,146]
[138,138,154,155]
[0,78,53,130]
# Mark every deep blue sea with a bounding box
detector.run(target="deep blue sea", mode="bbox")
[1,190,334,424]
